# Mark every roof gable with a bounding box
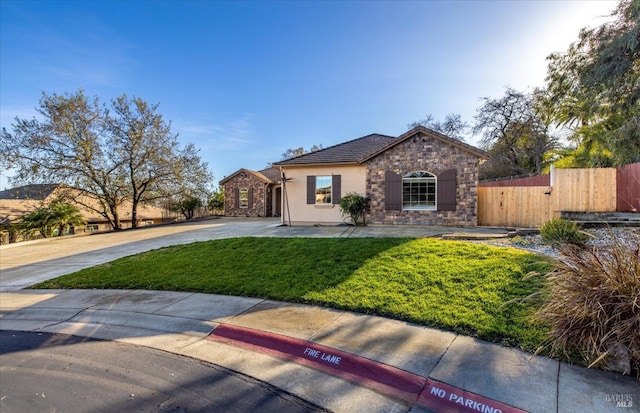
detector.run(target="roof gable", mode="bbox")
[361,126,488,162]
[273,134,395,166]
[272,128,486,167]
[219,168,275,185]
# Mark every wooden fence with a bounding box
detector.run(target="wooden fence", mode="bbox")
[478,167,620,227]
[478,186,554,228]
[617,162,640,212]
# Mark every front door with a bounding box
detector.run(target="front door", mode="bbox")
[275,187,282,216]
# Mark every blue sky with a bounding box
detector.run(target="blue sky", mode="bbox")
[0,0,617,189]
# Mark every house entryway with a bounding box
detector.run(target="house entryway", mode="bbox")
[274,187,282,217]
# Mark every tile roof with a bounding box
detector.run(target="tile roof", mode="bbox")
[258,167,282,183]
[272,127,487,167]
[272,134,396,166]
[0,184,61,200]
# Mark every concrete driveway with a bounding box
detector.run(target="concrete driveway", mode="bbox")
[0,218,273,291]
[0,217,506,292]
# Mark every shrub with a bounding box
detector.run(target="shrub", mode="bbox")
[540,218,588,245]
[338,192,369,226]
[535,237,640,376]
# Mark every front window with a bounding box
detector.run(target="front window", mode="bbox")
[315,176,332,204]
[239,189,249,208]
[403,171,436,210]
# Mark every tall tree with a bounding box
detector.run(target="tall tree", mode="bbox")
[474,87,557,179]
[0,90,213,230]
[408,113,468,141]
[0,90,126,229]
[107,95,212,228]
[545,0,640,166]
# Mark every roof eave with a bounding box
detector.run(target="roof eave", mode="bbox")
[273,161,362,168]
[219,168,273,185]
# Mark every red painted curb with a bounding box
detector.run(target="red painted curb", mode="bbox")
[420,379,528,413]
[209,323,425,403]
[208,324,528,413]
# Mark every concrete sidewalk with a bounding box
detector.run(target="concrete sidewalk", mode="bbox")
[1,289,637,413]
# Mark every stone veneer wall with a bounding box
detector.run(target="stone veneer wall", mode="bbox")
[222,171,271,217]
[365,133,481,226]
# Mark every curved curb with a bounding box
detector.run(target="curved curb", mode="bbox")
[208,324,527,413]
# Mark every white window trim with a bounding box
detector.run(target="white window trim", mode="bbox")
[402,171,437,211]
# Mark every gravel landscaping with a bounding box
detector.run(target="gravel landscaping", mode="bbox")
[484,227,640,257]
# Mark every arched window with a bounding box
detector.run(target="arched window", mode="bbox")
[402,171,436,210]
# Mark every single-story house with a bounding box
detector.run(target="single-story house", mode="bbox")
[223,126,488,226]
[0,184,173,244]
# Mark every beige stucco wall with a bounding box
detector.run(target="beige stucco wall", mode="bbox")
[1,188,172,227]
[280,164,366,225]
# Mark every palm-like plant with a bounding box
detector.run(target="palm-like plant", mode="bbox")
[48,200,86,236]
[19,201,86,238]
[18,207,55,238]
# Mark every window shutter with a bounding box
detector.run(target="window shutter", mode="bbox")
[307,176,316,204]
[385,170,402,211]
[332,175,341,204]
[234,188,240,209]
[248,188,254,207]
[437,169,457,211]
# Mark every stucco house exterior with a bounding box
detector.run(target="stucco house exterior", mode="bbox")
[0,184,173,244]
[223,126,487,226]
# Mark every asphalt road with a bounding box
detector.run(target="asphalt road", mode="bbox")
[0,330,325,413]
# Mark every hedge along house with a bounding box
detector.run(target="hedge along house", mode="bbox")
[219,167,282,217]
[272,126,488,226]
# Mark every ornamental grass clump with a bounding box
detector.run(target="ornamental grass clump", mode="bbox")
[540,218,589,246]
[535,236,640,376]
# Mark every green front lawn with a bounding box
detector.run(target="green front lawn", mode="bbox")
[33,237,550,352]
